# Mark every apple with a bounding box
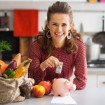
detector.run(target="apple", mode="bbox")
[32,85,45,98]
[38,81,52,95]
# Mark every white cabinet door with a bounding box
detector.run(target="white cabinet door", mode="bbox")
[98,75,105,87]
[87,68,105,88]
[86,74,97,88]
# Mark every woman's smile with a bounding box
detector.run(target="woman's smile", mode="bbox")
[55,32,64,37]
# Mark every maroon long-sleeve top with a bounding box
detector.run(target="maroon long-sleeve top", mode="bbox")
[28,37,87,90]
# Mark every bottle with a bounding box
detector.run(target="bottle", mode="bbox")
[97,0,100,2]
[0,12,9,30]
[89,0,97,2]
[100,0,105,2]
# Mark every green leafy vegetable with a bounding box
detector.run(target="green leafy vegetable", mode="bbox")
[0,41,12,52]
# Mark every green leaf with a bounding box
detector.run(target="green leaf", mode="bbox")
[0,41,12,52]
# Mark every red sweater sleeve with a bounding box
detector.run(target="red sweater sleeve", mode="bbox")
[73,40,87,90]
[28,40,46,85]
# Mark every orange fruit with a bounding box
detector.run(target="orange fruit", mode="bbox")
[32,85,45,98]
[0,60,7,73]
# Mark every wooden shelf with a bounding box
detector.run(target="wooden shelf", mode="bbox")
[0,28,9,31]
[0,1,105,12]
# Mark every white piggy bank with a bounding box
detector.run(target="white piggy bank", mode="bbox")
[52,78,76,97]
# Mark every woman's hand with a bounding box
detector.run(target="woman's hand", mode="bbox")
[40,56,60,71]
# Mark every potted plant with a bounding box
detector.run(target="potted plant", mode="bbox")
[0,41,12,60]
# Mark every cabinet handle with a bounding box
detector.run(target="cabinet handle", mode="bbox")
[103,82,105,84]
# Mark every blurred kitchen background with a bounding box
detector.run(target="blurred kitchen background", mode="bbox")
[0,0,105,67]
[0,0,105,88]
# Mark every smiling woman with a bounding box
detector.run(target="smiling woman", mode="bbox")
[28,1,87,90]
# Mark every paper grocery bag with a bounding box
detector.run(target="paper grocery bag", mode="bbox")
[0,77,25,104]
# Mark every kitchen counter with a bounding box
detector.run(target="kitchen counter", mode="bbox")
[4,88,105,105]
[88,67,105,71]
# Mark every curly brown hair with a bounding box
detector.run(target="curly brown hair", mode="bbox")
[37,1,82,57]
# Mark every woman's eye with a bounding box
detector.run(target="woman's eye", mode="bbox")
[62,23,67,26]
[52,23,57,26]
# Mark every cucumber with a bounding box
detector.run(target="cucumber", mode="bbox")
[8,71,15,78]
[4,68,12,76]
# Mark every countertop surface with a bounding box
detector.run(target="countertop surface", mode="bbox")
[4,88,105,105]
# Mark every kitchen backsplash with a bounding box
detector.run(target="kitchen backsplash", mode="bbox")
[0,10,104,33]
[0,2,105,33]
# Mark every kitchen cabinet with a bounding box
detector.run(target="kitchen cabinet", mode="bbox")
[87,71,97,88]
[97,71,105,87]
[98,75,105,87]
[71,68,105,88]
[87,68,105,88]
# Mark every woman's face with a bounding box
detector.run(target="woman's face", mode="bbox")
[47,13,71,47]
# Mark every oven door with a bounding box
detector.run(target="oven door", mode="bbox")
[87,60,105,68]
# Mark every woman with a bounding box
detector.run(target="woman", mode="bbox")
[28,1,87,90]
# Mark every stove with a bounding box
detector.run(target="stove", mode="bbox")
[87,60,105,68]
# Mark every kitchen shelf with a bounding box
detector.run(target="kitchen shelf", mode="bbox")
[0,28,9,31]
[0,9,105,13]
[0,1,105,12]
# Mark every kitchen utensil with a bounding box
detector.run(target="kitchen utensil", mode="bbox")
[86,37,101,61]
[93,16,105,53]
[0,12,9,29]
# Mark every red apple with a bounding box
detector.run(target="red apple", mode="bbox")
[32,85,45,98]
[39,81,52,95]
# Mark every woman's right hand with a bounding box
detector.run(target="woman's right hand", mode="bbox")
[40,56,60,71]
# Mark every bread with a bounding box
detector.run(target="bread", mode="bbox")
[12,53,21,66]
